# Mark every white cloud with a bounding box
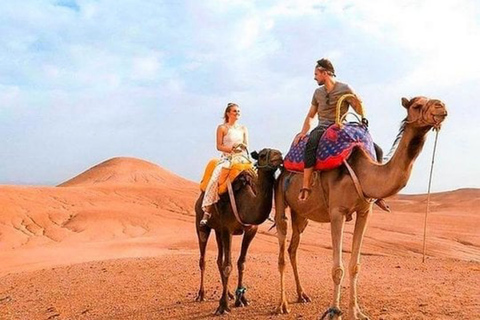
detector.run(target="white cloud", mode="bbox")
[346,0,480,87]
[131,53,163,81]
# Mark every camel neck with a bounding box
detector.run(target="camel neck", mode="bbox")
[237,168,275,225]
[354,125,430,199]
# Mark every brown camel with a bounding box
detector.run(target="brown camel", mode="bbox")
[274,97,448,319]
[194,148,283,315]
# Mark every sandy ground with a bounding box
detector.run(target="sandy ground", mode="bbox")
[0,157,479,319]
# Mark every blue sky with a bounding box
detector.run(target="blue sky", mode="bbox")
[0,0,479,193]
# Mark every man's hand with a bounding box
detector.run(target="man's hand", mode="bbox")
[293,132,307,145]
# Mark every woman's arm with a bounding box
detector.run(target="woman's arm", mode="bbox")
[242,126,249,148]
[216,125,234,153]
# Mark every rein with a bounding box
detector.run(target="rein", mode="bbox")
[422,128,440,263]
[226,178,253,228]
[343,159,375,204]
[226,150,280,228]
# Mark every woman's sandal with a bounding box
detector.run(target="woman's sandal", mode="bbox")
[298,188,312,201]
[200,212,211,226]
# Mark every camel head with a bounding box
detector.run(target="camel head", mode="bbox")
[251,148,283,171]
[401,96,448,130]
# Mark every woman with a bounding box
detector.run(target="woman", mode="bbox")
[200,102,249,225]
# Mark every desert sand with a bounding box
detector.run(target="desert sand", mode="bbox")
[0,157,478,319]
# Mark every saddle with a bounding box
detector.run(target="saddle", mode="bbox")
[200,156,254,195]
[283,122,377,172]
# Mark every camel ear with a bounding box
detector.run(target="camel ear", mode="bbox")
[401,97,410,109]
[250,151,259,160]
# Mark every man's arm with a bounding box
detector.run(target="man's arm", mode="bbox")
[348,94,364,116]
[294,104,317,145]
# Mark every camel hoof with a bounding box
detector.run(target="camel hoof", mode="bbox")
[234,294,249,307]
[349,308,369,320]
[214,304,231,315]
[319,307,343,320]
[297,292,311,303]
[276,301,290,314]
[195,290,205,302]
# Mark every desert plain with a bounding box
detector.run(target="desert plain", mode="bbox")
[0,157,478,319]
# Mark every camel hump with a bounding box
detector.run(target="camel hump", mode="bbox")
[284,123,377,172]
[199,159,254,195]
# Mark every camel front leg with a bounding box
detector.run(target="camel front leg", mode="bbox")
[321,209,346,320]
[235,226,257,307]
[195,223,211,302]
[289,211,311,303]
[274,185,290,314]
[214,230,234,301]
[215,230,233,315]
[347,209,371,320]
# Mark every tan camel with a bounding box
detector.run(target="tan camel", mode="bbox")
[274,97,447,319]
[195,148,283,315]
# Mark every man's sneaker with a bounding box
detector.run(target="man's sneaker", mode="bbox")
[375,199,391,212]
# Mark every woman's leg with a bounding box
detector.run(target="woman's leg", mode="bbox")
[201,164,224,224]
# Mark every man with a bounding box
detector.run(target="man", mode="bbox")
[295,58,390,211]
[295,58,361,200]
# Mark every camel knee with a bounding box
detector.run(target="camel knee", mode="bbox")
[276,220,287,237]
[332,266,344,285]
[287,235,299,256]
[223,264,232,277]
[287,245,298,261]
[349,263,360,276]
[287,245,294,257]
[237,259,246,272]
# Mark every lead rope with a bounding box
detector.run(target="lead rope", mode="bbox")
[422,129,440,263]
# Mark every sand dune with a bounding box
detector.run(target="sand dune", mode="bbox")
[0,157,478,319]
[58,157,194,188]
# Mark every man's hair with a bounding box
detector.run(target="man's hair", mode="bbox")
[316,58,336,77]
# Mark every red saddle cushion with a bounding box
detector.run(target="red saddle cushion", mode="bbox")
[284,123,376,172]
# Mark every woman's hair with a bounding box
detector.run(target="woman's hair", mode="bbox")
[223,102,238,123]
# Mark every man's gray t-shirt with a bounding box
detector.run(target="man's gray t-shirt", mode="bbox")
[311,81,354,122]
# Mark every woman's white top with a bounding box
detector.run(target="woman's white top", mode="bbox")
[222,124,244,156]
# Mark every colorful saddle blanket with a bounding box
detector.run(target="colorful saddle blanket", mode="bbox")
[284,123,376,172]
[200,158,254,195]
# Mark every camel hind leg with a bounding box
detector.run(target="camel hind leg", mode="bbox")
[289,210,311,303]
[234,226,258,307]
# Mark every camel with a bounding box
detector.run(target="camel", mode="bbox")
[194,148,283,315]
[274,97,447,319]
